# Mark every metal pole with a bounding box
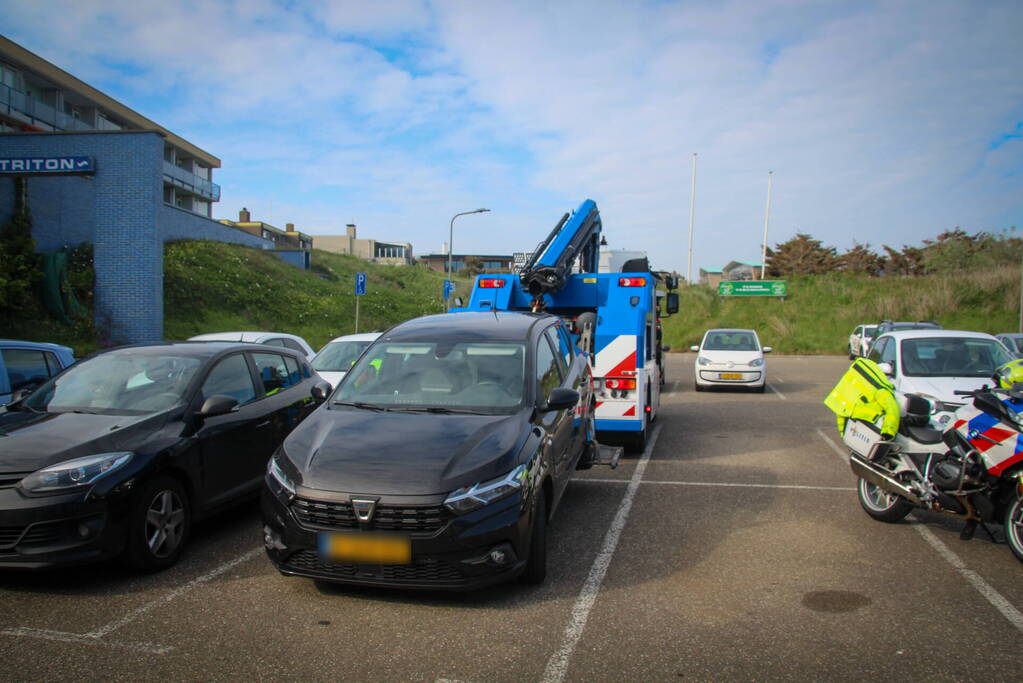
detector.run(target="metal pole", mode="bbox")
[1018,237,1023,333]
[446,208,490,311]
[760,171,773,280]
[355,295,360,333]
[686,153,697,285]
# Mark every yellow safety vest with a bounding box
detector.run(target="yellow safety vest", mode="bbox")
[824,358,901,439]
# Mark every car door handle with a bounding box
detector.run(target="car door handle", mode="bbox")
[255,420,272,429]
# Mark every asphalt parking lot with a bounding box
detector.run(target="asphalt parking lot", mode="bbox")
[1,354,1021,682]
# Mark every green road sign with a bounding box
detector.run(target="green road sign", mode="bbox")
[718,280,787,297]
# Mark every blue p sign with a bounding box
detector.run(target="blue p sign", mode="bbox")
[443,279,455,299]
[355,272,367,296]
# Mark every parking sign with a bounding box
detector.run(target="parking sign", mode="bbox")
[355,272,367,296]
[443,279,455,299]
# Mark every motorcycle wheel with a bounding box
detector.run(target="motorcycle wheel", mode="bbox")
[1005,495,1023,564]
[857,472,912,523]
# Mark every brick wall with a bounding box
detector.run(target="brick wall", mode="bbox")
[0,130,272,344]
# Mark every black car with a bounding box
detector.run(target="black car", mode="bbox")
[0,342,327,571]
[262,311,595,590]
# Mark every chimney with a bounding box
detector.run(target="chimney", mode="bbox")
[286,223,295,233]
[239,207,250,222]
[346,223,356,238]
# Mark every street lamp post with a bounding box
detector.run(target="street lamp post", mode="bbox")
[447,208,490,310]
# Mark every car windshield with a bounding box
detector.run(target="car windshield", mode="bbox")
[313,340,373,372]
[22,352,202,415]
[864,327,878,338]
[702,332,759,352]
[333,341,526,413]
[900,337,1013,378]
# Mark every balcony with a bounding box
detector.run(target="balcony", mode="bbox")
[163,161,221,202]
[0,83,94,132]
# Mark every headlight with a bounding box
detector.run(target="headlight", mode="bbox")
[268,453,296,496]
[19,452,133,495]
[749,358,764,368]
[444,464,528,515]
[697,356,712,366]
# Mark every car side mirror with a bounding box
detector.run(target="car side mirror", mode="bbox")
[665,292,680,315]
[198,394,240,418]
[877,362,894,376]
[544,387,580,412]
[689,345,700,352]
[311,380,332,401]
[8,388,29,405]
[763,347,773,353]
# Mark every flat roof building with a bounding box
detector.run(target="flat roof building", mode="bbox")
[0,35,219,218]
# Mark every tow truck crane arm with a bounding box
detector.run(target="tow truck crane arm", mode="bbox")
[519,199,602,302]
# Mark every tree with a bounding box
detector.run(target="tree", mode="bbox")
[837,242,883,275]
[0,178,40,313]
[765,233,838,276]
[881,244,925,276]
[462,256,485,278]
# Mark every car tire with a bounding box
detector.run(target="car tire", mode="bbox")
[753,384,766,394]
[694,382,704,392]
[520,492,547,584]
[124,475,191,572]
[1005,495,1023,564]
[857,471,912,523]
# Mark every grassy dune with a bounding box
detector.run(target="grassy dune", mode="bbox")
[6,239,1018,356]
[660,267,1020,354]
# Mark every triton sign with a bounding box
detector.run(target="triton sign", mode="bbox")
[0,156,96,175]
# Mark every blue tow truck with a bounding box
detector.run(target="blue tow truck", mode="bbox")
[455,199,679,452]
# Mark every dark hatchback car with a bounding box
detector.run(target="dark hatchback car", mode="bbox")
[0,342,326,571]
[262,311,594,590]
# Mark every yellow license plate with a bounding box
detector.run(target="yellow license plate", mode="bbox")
[718,372,743,380]
[318,532,411,564]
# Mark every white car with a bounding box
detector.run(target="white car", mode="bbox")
[691,328,771,392]
[995,333,1023,359]
[310,332,381,389]
[187,331,315,361]
[866,329,1014,427]
[848,324,878,359]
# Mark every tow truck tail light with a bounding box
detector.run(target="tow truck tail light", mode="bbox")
[618,277,647,287]
[604,378,636,390]
[478,279,505,288]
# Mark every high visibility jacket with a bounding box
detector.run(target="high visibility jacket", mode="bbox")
[824,358,901,439]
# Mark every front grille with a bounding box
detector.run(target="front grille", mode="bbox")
[0,526,24,548]
[283,549,466,585]
[0,472,30,489]
[0,521,63,549]
[291,497,449,533]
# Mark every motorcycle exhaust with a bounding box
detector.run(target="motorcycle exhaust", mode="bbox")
[849,453,924,506]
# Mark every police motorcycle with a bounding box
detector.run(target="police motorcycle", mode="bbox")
[846,375,1023,564]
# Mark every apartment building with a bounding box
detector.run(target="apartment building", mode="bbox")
[314,224,413,266]
[0,35,219,218]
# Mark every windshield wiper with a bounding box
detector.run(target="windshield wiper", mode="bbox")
[332,401,390,412]
[397,406,490,415]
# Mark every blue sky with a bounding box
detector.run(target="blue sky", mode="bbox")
[4,0,1022,278]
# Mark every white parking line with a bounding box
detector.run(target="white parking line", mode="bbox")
[541,425,660,683]
[913,523,1023,634]
[1,547,263,654]
[577,479,854,492]
[815,428,847,462]
[767,384,786,400]
[88,547,262,638]
[772,376,785,384]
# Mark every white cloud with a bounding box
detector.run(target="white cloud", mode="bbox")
[2,0,1020,276]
